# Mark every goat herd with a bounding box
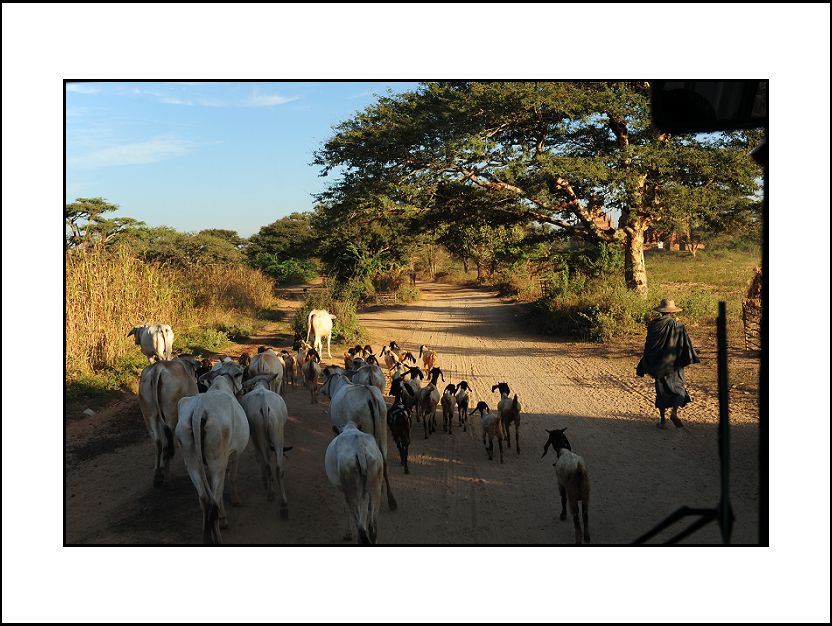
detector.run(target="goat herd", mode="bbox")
[126,312,591,545]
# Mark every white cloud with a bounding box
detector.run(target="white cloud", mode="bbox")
[66,84,101,94]
[246,93,299,107]
[69,137,195,168]
[159,96,194,106]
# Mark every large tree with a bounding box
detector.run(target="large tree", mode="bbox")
[247,212,316,264]
[315,82,763,293]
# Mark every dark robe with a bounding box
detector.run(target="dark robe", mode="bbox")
[637,315,700,409]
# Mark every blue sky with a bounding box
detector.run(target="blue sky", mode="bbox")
[66,82,418,236]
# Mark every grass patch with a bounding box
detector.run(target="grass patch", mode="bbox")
[65,351,148,401]
[532,246,761,342]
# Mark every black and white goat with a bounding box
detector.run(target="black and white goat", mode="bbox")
[476,401,504,463]
[492,382,522,454]
[417,367,445,438]
[441,383,457,434]
[388,378,412,474]
[541,428,590,544]
[455,381,472,432]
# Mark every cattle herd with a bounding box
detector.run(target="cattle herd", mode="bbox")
[129,310,591,545]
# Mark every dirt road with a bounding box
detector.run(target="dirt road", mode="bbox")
[65,283,760,544]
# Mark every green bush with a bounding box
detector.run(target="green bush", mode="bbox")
[176,326,230,354]
[397,286,421,303]
[532,278,654,342]
[252,255,317,285]
[66,352,148,400]
[292,286,365,345]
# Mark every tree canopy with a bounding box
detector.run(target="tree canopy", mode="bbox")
[65,197,144,249]
[314,81,763,292]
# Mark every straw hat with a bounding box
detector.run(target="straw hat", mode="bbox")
[654,298,682,313]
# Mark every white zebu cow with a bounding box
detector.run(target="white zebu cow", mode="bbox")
[325,422,384,544]
[137,356,199,487]
[176,362,250,545]
[320,369,397,511]
[248,349,284,394]
[352,362,386,394]
[128,323,175,362]
[306,309,337,358]
[239,374,289,518]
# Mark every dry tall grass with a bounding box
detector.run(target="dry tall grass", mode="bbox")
[66,244,275,378]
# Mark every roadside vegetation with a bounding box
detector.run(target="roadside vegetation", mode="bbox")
[66,81,763,401]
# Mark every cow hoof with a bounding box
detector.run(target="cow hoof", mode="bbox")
[220,518,229,529]
[584,535,591,544]
[404,467,410,475]
[560,512,567,521]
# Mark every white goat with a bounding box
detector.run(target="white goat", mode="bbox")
[542,428,591,544]
[128,323,174,362]
[238,374,290,518]
[379,345,401,371]
[307,309,336,358]
[493,382,522,454]
[137,356,199,487]
[176,362,250,544]
[440,383,457,434]
[416,367,445,439]
[325,422,384,544]
[476,401,505,463]
[320,369,397,511]
[455,381,472,432]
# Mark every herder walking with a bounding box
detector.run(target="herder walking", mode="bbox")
[637,299,700,429]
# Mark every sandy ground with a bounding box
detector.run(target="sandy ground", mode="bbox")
[65,282,760,544]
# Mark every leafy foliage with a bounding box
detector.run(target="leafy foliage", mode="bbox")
[314,82,764,291]
[247,212,316,262]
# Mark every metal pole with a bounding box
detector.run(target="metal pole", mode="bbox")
[717,301,733,544]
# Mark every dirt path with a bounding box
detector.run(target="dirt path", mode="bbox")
[66,282,759,544]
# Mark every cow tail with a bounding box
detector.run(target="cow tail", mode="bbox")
[367,398,376,436]
[154,367,174,461]
[193,407,218,514]
[355,451,371,545]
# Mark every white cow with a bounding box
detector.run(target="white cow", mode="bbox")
[248,349,284,394]
[176,362,250,544]
[320,369,397,511]
[325,422,384,544]
[352,362,386,394]
[128,323,175,362]
[137,356,199,487]
[239,374,289,518]
[307,309,337,358]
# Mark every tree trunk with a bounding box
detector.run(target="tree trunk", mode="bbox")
[462,257,469,273]
[624,224,648,294]
[476,261,484,281]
